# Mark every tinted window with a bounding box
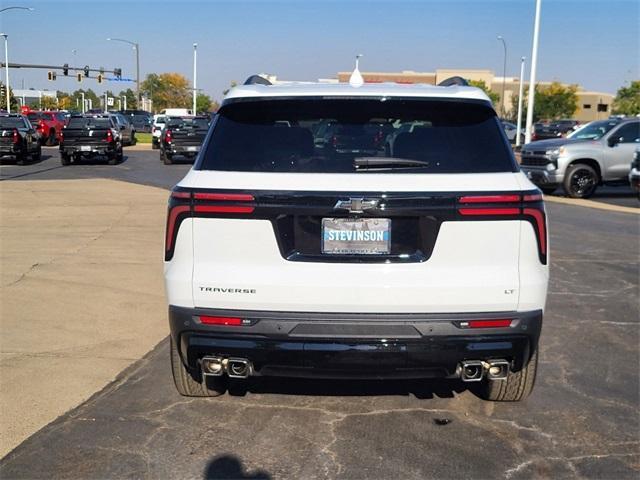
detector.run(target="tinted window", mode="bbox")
[612,123,639,144]
[0,117,27,128]
[199,98,515,174]
[167,117,209,129]
[67,117,113,128]
[569,120,620,140]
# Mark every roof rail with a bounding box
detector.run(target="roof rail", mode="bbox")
[243,75,272,86]
[437,76,469,87]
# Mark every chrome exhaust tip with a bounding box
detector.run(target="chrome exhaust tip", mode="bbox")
[226,358,252,379]
[460,360,484,382]
[201,356,224,376]
[486,359,510,380]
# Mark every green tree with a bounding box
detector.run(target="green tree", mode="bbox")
[117,88,138,110]
[612,80,640,115]
[195,93,219,113]
[468,79,500,108]
[511,82,578,122]
[141,72,190,112]
[0,82,18,111]
[67,89,101,111]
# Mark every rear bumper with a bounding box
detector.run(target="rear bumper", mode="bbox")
[60,144,116,155]
[165,144,201,155]
[169,306,542,379]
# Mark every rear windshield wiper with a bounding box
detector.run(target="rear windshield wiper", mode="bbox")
[354,157,430,169]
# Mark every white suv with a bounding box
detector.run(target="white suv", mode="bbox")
[164,79,549,401]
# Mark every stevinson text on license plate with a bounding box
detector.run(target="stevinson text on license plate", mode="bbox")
[322,218,391,255]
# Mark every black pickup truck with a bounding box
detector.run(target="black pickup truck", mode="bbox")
[60,115,123,166]
[160,116,209,165]
[0,114,41,165]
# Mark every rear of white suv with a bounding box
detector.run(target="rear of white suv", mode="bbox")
[164,81,549,401]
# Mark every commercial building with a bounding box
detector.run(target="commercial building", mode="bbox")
[336,69,614,122]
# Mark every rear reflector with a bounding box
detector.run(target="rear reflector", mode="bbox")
[458,208,520,216]
[523,193,543,202]
[459,195,521,203]
[461,319,513,328]
[194,205,255,214]
[171,191,191,199]
[193,192,254,201]
[199,316,242,326]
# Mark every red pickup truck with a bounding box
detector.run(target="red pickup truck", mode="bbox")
[22,108,66,146]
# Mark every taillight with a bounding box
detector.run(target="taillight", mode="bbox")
[39,120,45,130]
[165,129,172,143]
[12,129,19,144]
[59,130,64,141]
[458,319,513,329]
[198,316,243,326]
[165,190,256,261]
[106,129,113,143]
[457,192,547,264]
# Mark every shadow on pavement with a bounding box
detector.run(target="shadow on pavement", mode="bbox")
[204,455,271,480]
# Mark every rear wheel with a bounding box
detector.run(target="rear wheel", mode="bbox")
[479,347,538,402]
[163,151,173,165]
[107,152,118,165]
[152,138,159,150]
[170,337,227,397]
[16,151,27,165]
[32,146,42,162]
[563,163,599,198]
[46,129,56,146]
[60,153,71,166]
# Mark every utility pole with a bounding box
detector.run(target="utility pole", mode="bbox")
[1,34,9,112]
[525,0,542,144]
[192,43,197,114]
[516,57,526,148]
[80,92,85,114]
[497,35,507,118]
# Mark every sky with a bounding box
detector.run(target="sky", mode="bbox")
[2,0,638,101]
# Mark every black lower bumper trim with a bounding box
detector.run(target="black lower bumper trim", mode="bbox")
[169,306,542,379]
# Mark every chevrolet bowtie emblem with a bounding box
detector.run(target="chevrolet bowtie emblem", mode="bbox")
[334,197,379,213]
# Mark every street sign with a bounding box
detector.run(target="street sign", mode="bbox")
[107,97,114,107]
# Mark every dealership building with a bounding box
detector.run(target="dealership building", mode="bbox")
[335,69,614,122]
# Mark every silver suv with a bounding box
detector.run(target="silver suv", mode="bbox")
[520,118,640,198]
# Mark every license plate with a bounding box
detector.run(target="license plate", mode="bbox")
[80,146,91,152]
[187,146,199,152]
[322,218,391,255]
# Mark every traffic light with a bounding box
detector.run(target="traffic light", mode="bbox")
[84,65,90,78]
[63,64,69,76]
[97,74,103,84]
[114,68,122,79]
[77,73,83,83]
[47,71,54,81]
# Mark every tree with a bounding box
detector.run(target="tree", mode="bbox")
[612,80,640,116]
[117,88,138,110]
[511,82,578,122]
[41,96,58,110]
[141,72,190,112]
[0,82,18,111]
[468,79,500,108]
[195,93,219,113]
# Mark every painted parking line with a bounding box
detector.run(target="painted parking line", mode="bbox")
[545,195,639,214]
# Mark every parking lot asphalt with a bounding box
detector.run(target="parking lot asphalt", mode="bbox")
[0,148,638,479]
[1,147,639,209]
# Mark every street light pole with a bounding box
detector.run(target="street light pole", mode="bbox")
[497,35,507,118]
[192,43,197,114]
[0,34,9,113]
[516,56,526,148]
[525,0,542,144]
[107,37,140,108]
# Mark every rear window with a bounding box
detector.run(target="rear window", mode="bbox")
[27,113,43,122]
[0,117,27,128]
[198,98,515,173]
[167,117,209,129]
[67,117,113,128]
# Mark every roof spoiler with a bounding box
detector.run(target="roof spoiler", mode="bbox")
[243,75,272,86]
[437,76,469,87]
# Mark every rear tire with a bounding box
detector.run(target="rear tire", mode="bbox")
[163,151,173,165]
[479,347,538,402]
[32,146,42,162]
[107,152,118,165]
[563,163,599,198]
[46,130,56,146]
[170,337,227,397]
[16,152,26,165]
[152,139,159,150]
[60,153,71,166]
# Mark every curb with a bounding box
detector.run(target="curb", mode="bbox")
[545,195,639,215]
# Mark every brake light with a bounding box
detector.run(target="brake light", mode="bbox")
[12,129,19,144]
[165,129,172,143]
[38,120,45,130]
[106,129,113,143]
[459,319,513,329]
[199,316,242,326]
[165,190,256,261]
[457,192,547,264]
[59,130,64,141]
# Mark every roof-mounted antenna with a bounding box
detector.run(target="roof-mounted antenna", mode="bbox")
[349,54,364,88]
